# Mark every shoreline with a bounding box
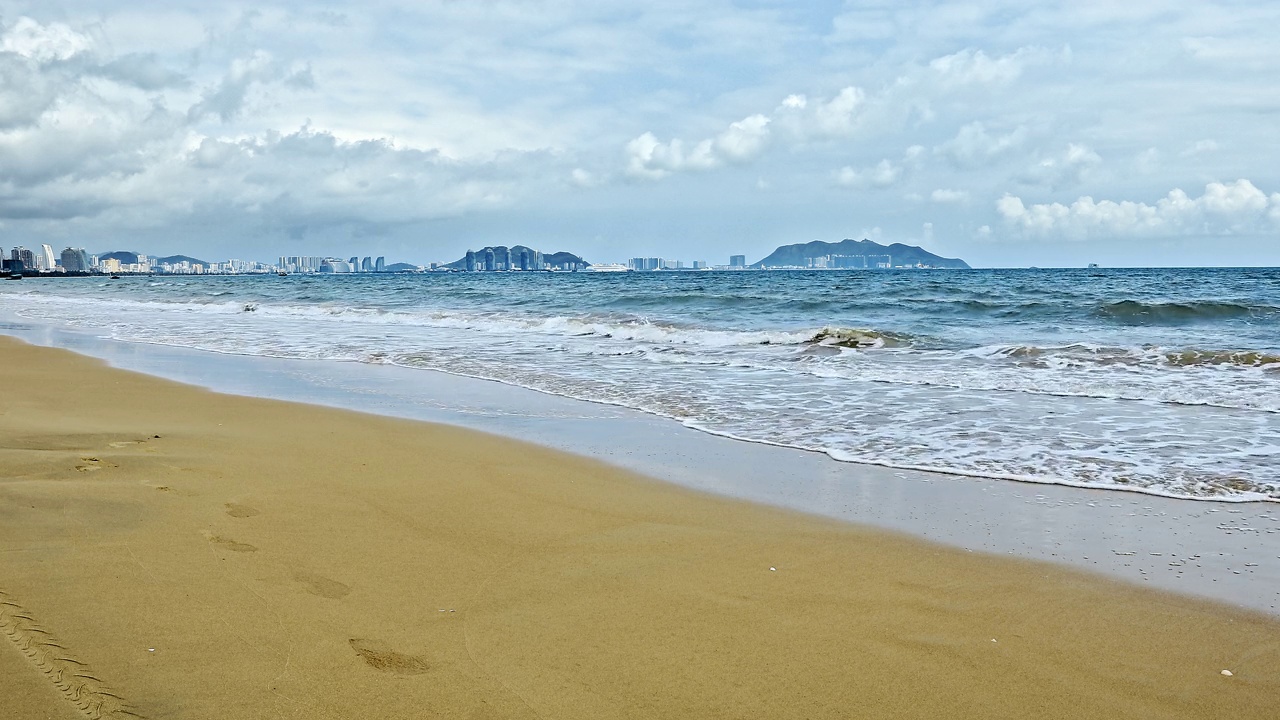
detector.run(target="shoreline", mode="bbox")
[2,335,1279,719]
[1,319,1277,616]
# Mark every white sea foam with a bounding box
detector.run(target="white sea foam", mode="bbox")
[3,281,1278,502]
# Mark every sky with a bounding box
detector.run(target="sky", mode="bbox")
[1,1,1278,268]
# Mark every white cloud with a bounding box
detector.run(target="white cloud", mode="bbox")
[1179,139,1219,157]
[1021,143,1102,188]
[187,51,312,123]
[935,122,1028,168]
[812,87,865,136]
[931,188,969,203]
[625,114,770,179]
[1135,147,1160,174]
[930,48,1027,85]
[774,86,867,139]
[0,17,91,63]
[715,114,771,160]
[780,94,807,109]
[997,179,1280,239]
[835,159,901,189]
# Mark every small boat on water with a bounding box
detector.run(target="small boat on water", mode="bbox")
[110,274,121,279]
[278,271,288,276]
[3,273,20,280]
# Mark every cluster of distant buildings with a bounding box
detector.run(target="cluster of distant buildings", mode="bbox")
[802,254,893,269]
[624,255,748,271]
[3,244,84,274]
[279,255,398,273]
[1,245,279,275]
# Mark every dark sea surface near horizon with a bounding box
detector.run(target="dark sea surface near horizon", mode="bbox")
[3,267,1278,501]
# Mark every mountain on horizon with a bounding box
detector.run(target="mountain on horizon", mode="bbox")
[752,238,970,269]
[153,254,209,266]
[97,250,140,264]
[96,251,210,266]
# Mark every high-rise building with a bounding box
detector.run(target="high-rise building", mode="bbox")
[40,244,56,270]
[495,247,511,270]
[348,256,359,268]
[361,256,373,272]
[375,256,385,272]
[60,247,90,272]
[482,249,496,271]
[730,254,747,268]
[12,246,36,272]
[279,256,326,273]
[465,250,476,271]
[319,258,354,273]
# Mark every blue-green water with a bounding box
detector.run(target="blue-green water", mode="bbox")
[4,267,1278,500]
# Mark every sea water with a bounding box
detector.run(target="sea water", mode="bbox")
[3,267,1277,501]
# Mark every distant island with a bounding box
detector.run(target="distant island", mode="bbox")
[444,245,589,271]
[753,239,970,269]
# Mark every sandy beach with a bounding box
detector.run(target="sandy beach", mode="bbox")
[2,336,1278,719]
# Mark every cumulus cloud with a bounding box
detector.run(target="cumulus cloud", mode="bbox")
[0,14,566,240]
[1,17,91,63]
[625,114,770,179]
[0,54,58,129]
[997,179,1280,239]
[1135,147,1160,174]
[934,122,1027,168]
[93,53,189,90]
[774,86,867,139]
[811,87,865,136]
[1020,143,1102,188]
[930,48,1027,84]
[187,51,309,123]
[931,188,969,203]
[835,159,901,189]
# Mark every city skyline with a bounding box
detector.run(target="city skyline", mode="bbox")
[0,4,1278,268]
[1,243,760,274]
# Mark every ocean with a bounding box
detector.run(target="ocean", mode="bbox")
[3,267,1277,501]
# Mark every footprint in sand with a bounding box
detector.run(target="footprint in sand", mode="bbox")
[76,457,117,472]
[224,503,261,518]
[206,534,257,552]
[294,572,351,599]
[348,638,429,674]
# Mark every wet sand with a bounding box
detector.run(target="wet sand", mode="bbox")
[2,336,1278,719]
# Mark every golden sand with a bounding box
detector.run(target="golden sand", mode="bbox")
[1,336,1277,719]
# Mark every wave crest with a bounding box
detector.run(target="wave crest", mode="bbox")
[808,327,915,349]
[1096,299,1275,324]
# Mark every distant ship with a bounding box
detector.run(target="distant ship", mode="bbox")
[278,271,288,276]
[1088,263,1100,268]
[585,263,629,272]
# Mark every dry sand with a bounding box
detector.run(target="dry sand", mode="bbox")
[1,336,1278,719]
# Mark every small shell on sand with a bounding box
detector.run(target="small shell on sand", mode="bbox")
[1221,670,1233,677]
